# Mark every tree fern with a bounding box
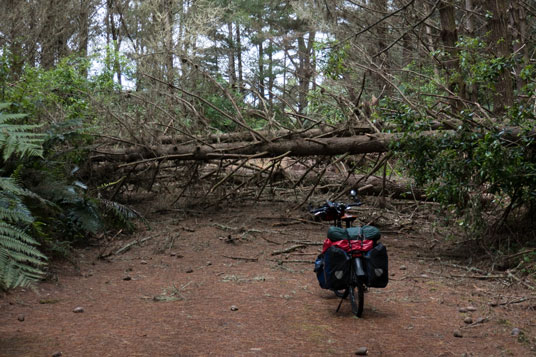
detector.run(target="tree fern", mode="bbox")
[0,103,144,290]
[0,178,47,290]
[0,104,47,290]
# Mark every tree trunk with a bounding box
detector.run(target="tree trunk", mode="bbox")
[227,22,236,87]
[78,0,90,77]
[438,0,465,110]
[236,23,244,92]
[465,0,475,35]
[158,125,374,145]
[268,38,274,107]
[40,0,59,69]
[297,31,315,114]
[258,40,265,99]
[6,0,23,78]
[421,0,440,78]
[164,0,175,84]
[484,0,513,113]
[226,165,425,200]
[511,1,528,92]
[107,0,122,85]
[92,132,453,163]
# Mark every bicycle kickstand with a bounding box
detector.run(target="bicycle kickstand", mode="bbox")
[335,289,347,312]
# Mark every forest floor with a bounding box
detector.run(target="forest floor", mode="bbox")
[1,199,535,356]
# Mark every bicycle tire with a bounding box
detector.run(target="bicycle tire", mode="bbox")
[349,283,364,317]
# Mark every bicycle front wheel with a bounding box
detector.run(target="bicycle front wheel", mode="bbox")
[349,283,364,317]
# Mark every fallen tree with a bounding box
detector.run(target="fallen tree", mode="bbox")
[92,131,432,164]
[157,125,374,145]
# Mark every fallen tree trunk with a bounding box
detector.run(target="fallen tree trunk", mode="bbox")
[158,125,374,145]
[223,164,425,200]
[93,132,440,164]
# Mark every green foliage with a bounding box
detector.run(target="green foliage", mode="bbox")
[382,33,536,245]
[306,88,348,125]
[0,177,47,290]
[315,40,350,80]
[0,104,47,290]
[0,103,45,161]
[0,100,143,291]
[99,199,149,232]
[384,99,536,239]
[455,36,515,108]
[200,78,251,131]
[1,54,119,127]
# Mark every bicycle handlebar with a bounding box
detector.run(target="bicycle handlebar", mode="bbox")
[309,196,362,222]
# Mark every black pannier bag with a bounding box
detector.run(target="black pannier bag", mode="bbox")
[314,254,327,289]
[322,246,351,290]
[364,243,389,288]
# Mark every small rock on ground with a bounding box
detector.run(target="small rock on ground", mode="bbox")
[355,347,368,355]
[464,316,473,324]
[453,330,463,338]
[73,307,84,313]
[511,328,521,336]
[230,305,238,311]
[17,314,25,322]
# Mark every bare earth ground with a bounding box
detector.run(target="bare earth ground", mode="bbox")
[1,201,535,356]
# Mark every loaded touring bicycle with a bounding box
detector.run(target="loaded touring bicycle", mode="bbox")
[311,191,389,317]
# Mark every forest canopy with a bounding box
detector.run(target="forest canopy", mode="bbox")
[0,0,535,289]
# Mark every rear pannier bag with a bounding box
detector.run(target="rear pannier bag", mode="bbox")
[314,255,327,289]
[314,246,351,290]
[364,243,389,288]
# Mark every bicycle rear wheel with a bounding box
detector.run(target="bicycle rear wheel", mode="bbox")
[349,283,364,317]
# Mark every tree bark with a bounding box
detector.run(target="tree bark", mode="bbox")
[511,1,528,92]
[78,0,90,77]
[227,22,236,86]
[157,125,374,145]
[484,0,513,113]
[296,31,315,113]
[40,0,60,69]
[92,132,452,163]
[163,0,175,84]
[236,23,244,92]
[438,0,465,109]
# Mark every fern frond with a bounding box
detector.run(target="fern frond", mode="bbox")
[5,249,46,266]
[0,103,45,160]
[0,177,28,196]
[0,221,46,290]
[99,199,150,230]
[0,201,33,223]
[0,256,44,290]
[0,222,44,250]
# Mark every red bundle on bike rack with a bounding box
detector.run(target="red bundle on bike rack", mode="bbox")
[321,238,374,255]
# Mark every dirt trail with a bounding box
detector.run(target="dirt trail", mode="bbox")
[1,202,534,356]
